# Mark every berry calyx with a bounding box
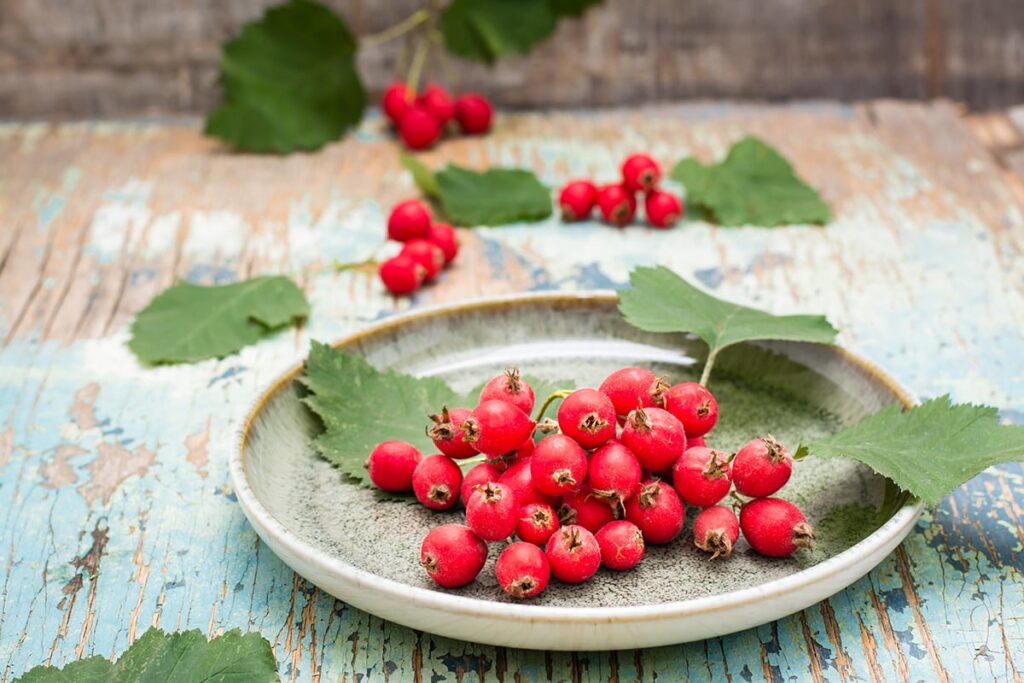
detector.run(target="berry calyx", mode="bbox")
[479,367,535,414]
[558,488,616,533]
[620,406,687,472]
[378,255,425,295]
[426,222,459,264]
[399,106,442,150]
[732,435,793,498]
[382,82,414,124]
[400,239,445,281]
[461,461,504,504]
[387,199,432,242]
[624,480,685,544]
[644,190,683,228]
[557,388,617,449]
[740,497,814,557]
[420,524,487,588]
[516,502,560,545]
[499,458,556,507]
[364,440,423,492]
[412,455,462,510]
[455,93,493,134]
[596,183,637,226]
[663,382,718,438]
[558,180,598,221]
[586,441,642,504]
[595,520,645,570]
[427,406,477,459]
[621,153,661,193]
[461,400,536,457]
[545,524,601,583]
[598,367,668,417]
[466,481,519,541]
[418,83,456,125]
[693,505,740,559]
[531,434,588,497]
[672,447,732,507]
[496,542,550,599]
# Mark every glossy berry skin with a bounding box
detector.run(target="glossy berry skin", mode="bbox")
[689,436,706,449]
[427,222,459,264]
[596,520,645,570]
[598,367,667,417]
[420,524,487,588]
[466,481,519,541]
[412,455,462,510]
[479,368,535,414]
[455,93,493,134]
[740,497,814,557]
[558,488,616,533]
[673,447,732,507]
[496,542,550,599]
[387,199,432,242]
[378,255,424,295]
[401,239,445,281]
[620,406,687,472]
[516,502,560,545]
[545,525,601,583]
[586,441,642,503]
[462,400,536,457]
[382,82,413,124]
[530,434,588,497]
[624,480,685,544]
[558,180,598,221]
[364,440,423,492]
[557,388,617,449]
[418,83,455,125]
[428,406,477,459]
[732,436,793,498]
[693,505,740,559]
[596,183,637,226]
[399,106,442,150]
[499,458,557,507]
[644,190,683,228]
[664,382,718,438]
[460,461,503,504]
[621,153,661,192]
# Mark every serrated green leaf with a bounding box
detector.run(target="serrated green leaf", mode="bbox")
[672,136,830,226]
[204,0,365,153]
[797,396,1024,506]
[435,165,552,226]
[400,152,440,198]
[440,0,557,64]
[548,0,603,17]
[16,628,278,682]
[129,276,309,364]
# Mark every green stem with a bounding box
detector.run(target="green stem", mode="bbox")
[699,347,719,387]
[534,389,573,423]
[361,9,431,48]
[406,31,432,94]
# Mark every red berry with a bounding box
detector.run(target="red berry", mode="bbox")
[598,367,668,417]
[399,106,442,150]
[672,447,732,507]
[595,520,645,570]
[387,199,432,242]
[732,436,792,498]
[689,436,706,449]
[418,83,456,125]
[513,437,535,462]
[479,367,535,414]
[644,190,682,228]
[624,480,684,544]
[531,434,588,497]
[426,222,459,264]
[382,82,414,124]
[693,505,740,559]
[462,400,536,457]
[545,524,601,583]
[557,388,616,449]
[586,441,642,503]
[499,458,556,507]
[466,481,519,541]
[420,524,487,587]
[663,382,718,438]
[558,488,616,533]
[455,93,493,134]
[596,183,636,226]
[620,406,687,472]
[740,497,814,557]
[400,239,445,281]
[428,406,477,459]
[460,461,503,504]
[496,542,550,599]
[558,180,598,221]
[412,454,462,510]
[621,153,661,193]
[378,255,424,295]
[516,502,560,545]
[364,440,422,492]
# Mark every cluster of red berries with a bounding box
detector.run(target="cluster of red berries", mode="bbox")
[378,199,459,295]
[382,82,493,150]
[559,154,684,228]
[364,367,814,599]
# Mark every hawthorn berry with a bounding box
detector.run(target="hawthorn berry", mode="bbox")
[558,487,616,533]
[663,382,718,438]
[516,502,560,545]
[466,481,519,541]
[496,542,550,599]
[428,406,477,459]
[531,434,588,497]
[558,180,598,221]
[596,183,636,226]
[426,222,459,264]
[364,440,423,492]
[557,388,617,449]
[586,441,642,503]
[479,367,535,414]
[401,239,445,281]
[420,524,487,588]
[455,93,493,134]
[598,367,668,417]
[693,505,740,559]
[399,106,442,150]
[378,255,424,295]
[412,455,462,510]
[732,435,793,498]
[620,406,687,472]
[387,199,432,242]
[644,190,683,228]
[499,458,557,507]
[418,83,456,125]
[382,82,414,124]
[621,153,661,193]
[672,447,732,507]
[624,480,685,544]
[461,400,536,457]
[740,497,814,557]
[595,520,645,570]
[460,461,503,504]
[545,524,601,583]
[689,436,707,449]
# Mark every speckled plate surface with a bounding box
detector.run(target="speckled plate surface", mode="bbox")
[229,293,922,650]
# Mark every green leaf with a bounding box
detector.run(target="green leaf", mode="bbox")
[672,136,831,226]
[204,0,365,153]
[440,0,557,64]
[796,396,1024,506]
[400,152,440,198]
[435,165,552,226]
[129,276,309,364]
[548,0,603,17]
[16,628,278,682]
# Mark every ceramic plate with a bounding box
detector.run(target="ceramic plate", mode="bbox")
[229,293,921,651]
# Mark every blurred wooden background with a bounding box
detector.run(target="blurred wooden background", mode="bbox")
[2,0,1023,119]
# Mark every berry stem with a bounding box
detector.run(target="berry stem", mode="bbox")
[361,9,432,48]
[698,347,719,387]
[405,26,433,95]
[533,389,574,423]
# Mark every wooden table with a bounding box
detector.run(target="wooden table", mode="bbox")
[1,101,1022,682]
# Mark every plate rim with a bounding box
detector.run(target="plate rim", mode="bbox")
[229,290,924,625]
